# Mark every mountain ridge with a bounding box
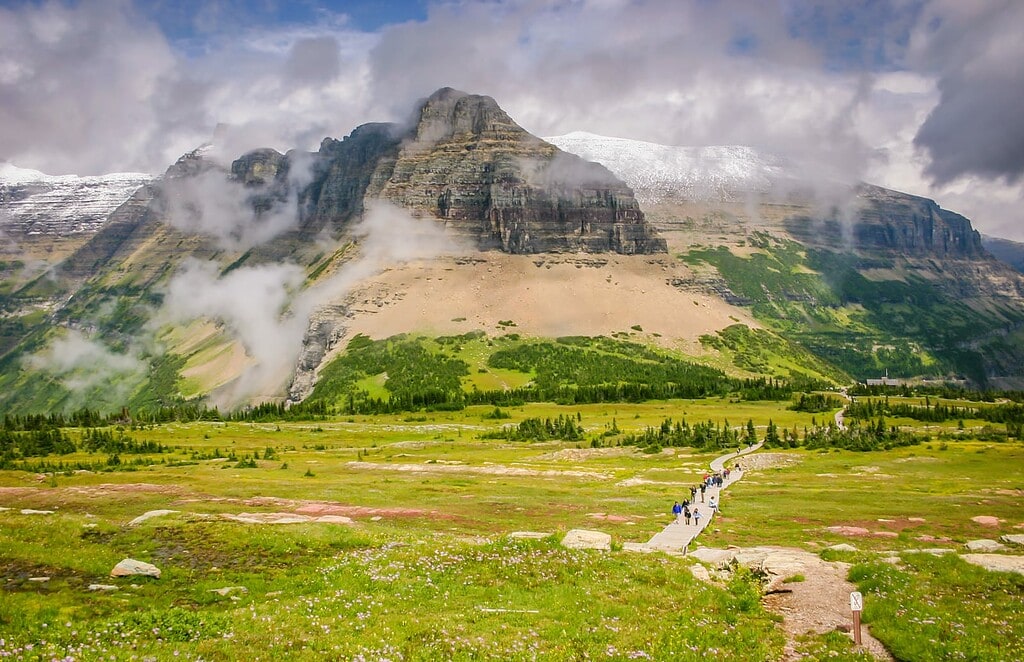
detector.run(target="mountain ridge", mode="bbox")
[2,90,1023,414]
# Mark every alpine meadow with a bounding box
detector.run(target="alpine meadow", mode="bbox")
[2,2,1024,661]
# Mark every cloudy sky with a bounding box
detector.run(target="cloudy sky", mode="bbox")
[1,0,1022,239]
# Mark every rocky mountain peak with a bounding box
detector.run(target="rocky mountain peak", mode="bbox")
[411,88,518,145]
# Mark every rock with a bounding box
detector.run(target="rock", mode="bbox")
[20,509,55,515]
[110,558,161,579]
[825,543,858,553]
[313,515,354,525]
[689,548,737,566]
[908,517,926,523]
[965,539,1006,552]
[210,586,248,597]
[88,584,119,591]
[689,564,713,583]
[509,531,550,540]
[561,529,611,551]
[961,554,1024,575]
[621,542,652,553]
[28,576,49,582]
[880,556,901,565]
[873,531,899,538]
[826,526,871,536]
[222,512,312,524]
[1000,534,1024,546]
[971,515,1001,527]
[128,509,179,526]
[909,548,956,555]
[916,534,952,543]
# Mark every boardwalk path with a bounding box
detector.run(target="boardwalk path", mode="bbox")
[645,442,763,553]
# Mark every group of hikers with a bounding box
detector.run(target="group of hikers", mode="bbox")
[670,463,741,528]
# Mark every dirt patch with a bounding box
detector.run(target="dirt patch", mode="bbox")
[66,483,182,497]
[736,453,802,471]
[758,550,895,661]
[246,496,443,519]
[345,460,608,480]
[534,447,635,462]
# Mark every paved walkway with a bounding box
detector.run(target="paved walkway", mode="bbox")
[645,442,763,553]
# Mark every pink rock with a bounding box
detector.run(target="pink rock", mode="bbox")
[826,526,871,536]
[916,534,952,543]
[873,531,899,538]
[972,515,1001,527]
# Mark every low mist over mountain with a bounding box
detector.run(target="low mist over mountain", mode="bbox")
[2,88,1023,415]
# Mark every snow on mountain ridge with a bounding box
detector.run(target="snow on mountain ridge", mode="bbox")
[544,132,786,204]
[0,162,153,236]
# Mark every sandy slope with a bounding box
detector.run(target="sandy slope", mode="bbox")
[344,252,757,353]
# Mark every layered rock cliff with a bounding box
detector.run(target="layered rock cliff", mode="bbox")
[228,88,666,254]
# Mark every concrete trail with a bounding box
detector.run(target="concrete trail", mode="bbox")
[645,442,763,553]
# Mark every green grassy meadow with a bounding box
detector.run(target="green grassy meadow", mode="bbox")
[2,399,1023,660]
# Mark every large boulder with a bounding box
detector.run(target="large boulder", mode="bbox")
[110,558,161,579]
[966,539,1006,552]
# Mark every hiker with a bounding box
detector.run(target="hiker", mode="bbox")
[672,501,682,524]
[693,509,702,527]
[708,496,717,513]
[699,483,706,501]
[690,486,697,502]
[683,505,691,525]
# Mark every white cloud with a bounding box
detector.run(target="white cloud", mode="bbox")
[0,0,1019,238]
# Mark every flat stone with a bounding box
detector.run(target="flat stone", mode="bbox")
[621,542,653,553]
[916,534,952,543]
[88,584,119,591]
[1000,534,1024,546]
[20,509,54,515]
[971,515,1001,527]
[110,558,161,579]
[28,576,49,582]
[908,548,956,555]
[689,548,736,566]
[509,531,549,540]
[222,512,311,524]
[826,526,871,536]
[825,543,858,553]
[313,515,354,524]
[908,517,926,523]
[128,509,179,526]
[873,531,899,538]
[561,529,611,551]
[961,554,1024,575]
[690,564,713,583]
[966,539,1006,552]
[210,586,248,596]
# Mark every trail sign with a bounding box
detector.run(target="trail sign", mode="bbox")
[850,591,864,646]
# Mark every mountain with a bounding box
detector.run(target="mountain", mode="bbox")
[0,163,152,236]
[0,163,153,293]
[549,132,1024,386]
[544,131,785,204]
[982,235,1024,274]
[2,91,1023,415]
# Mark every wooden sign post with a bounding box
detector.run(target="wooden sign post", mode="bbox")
[850,591,863,646]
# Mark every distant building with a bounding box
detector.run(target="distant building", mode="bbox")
[865,370,902,387]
